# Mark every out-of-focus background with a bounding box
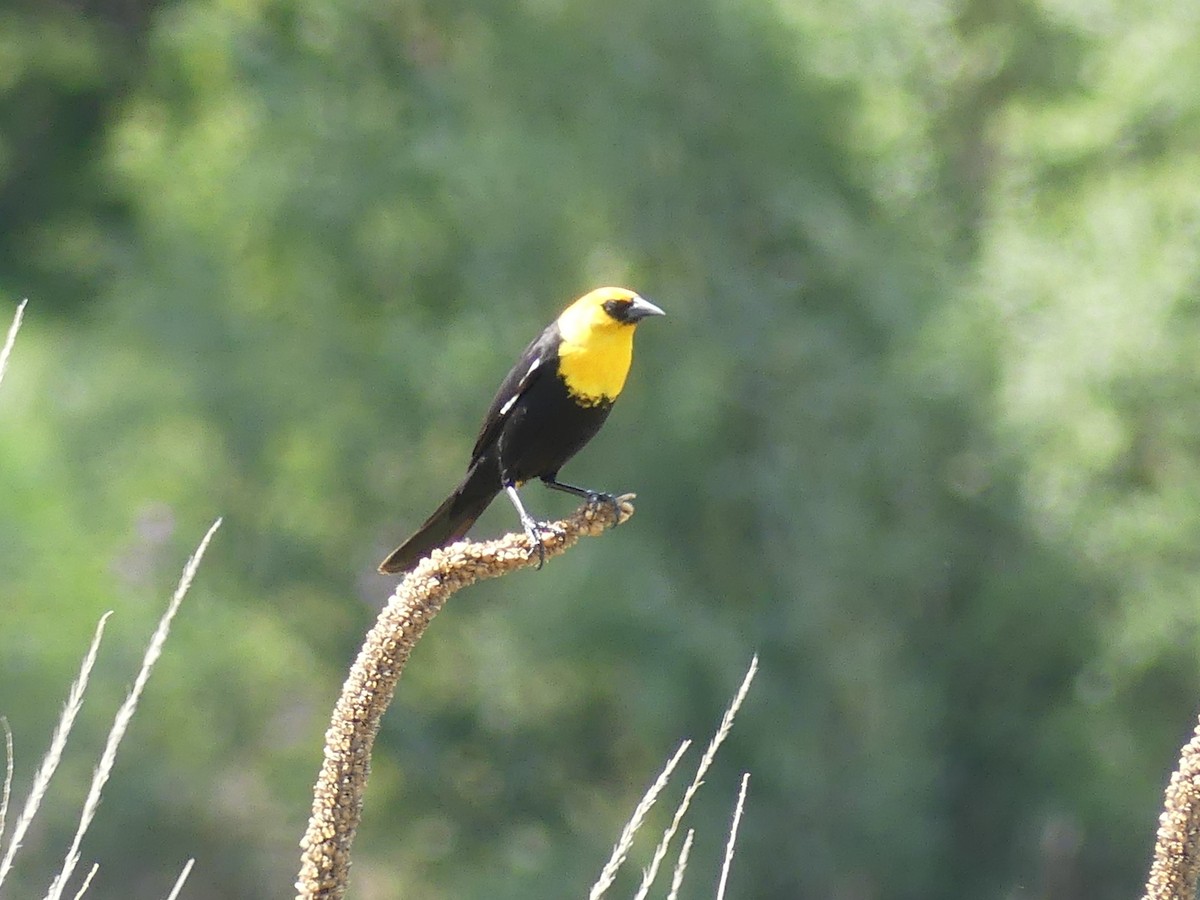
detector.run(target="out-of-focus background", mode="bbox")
[2,0,1199,896]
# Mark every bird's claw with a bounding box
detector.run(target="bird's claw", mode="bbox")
[585,491,622,528]
[521,517,565,570]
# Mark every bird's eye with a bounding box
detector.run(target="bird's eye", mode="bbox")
[602,298,632,321]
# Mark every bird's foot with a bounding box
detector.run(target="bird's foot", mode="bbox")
[520,515,566,569]
[584,491,622,528]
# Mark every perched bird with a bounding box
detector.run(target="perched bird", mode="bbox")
[378,286,664,574]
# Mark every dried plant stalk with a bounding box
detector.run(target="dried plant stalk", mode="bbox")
[295,495,636,900]
[0,299,26,390]
[1143,712,1200,900]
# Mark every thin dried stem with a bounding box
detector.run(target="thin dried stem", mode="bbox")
[164,858,195,900]
[0,613,112,890]
[716,773,750,900]
[1143,711,1200,900]
[68,863,98,900]
[633,655,758,900]
[45,519,222,900]
[296,495,636,900]
[0,299,26,390]
[666,828,694,900]
[589,740,692,899]
[0,719,12,852]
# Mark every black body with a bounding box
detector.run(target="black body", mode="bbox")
[378,322,613,574]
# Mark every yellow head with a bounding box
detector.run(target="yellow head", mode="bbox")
[555,287,664,406]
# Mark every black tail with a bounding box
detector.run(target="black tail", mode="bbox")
[378,461,500,574]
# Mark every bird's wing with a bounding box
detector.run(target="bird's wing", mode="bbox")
[469,322,560,461]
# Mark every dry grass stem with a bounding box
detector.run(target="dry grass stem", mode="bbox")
[716,773,750,900]
[164,858,195,900]
[0,719,12,851]
[666,828,694,900]
[632,655,759,900]
[45,518,222,900]
[68,862,98,900]
[0,299,26,390]
[0,613,112,890]
[589,740,692,899]
[1143,711,1200,900]
[295,495,636,900]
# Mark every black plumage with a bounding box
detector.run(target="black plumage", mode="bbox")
[378,288,662,575]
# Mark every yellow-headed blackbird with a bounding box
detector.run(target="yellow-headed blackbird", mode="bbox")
[378,286,664,574]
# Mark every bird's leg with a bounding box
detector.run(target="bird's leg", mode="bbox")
[503,484,561,569]
[541,475,621,526]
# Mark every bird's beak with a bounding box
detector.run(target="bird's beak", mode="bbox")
[628,296,666,321]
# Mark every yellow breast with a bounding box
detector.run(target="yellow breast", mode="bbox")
[555,328,634,406]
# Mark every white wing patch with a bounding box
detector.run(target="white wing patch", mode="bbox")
[499,357,540,416]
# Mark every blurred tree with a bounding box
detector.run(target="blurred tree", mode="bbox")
[2,0,1199,897]
[0,0,165,312]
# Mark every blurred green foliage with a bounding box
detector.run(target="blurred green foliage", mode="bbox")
[2,0,1200,897]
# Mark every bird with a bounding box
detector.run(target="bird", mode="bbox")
[378,286,664,575]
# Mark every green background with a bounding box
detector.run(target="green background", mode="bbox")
[3,0,1200,896]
